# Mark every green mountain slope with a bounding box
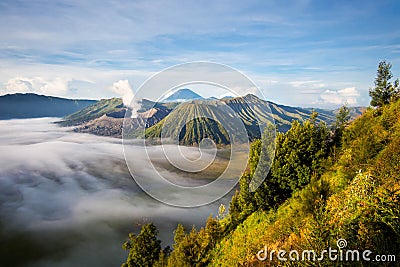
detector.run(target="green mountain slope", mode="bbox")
[145,94,336,145]
[209,99,400,266]
[59,92,363,144]
[58,98,124,126]
[223,94,335,132]
[145,100,235,145]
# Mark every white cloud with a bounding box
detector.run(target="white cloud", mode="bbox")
[289,80,326,89]
[38,77,70,95]
[318,86,360,106]
[0,62,154,100]
[4,76,71,96]
[5,77,33,93]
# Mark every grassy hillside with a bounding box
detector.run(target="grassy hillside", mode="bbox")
[211,99,400,266]
[121,98,399,267]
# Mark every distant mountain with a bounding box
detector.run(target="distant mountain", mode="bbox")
[145,95,365,145]
[58,98,125,126]
[57,93,366,144]
[163,88,203,102]
[145,100,236,145]
[0,93,96,120]
[266,102,335,132]
[145,94,337,144]
[58,98,174,137]
[69,107,170,137]
[332,106,366,118]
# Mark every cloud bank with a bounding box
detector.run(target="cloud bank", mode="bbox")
[0,118,231,267]
[318,86,360,106]
[4,76,71,96]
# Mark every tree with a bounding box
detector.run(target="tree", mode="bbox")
[334,105,351,130]
[249,124,276,192]
[231,115,329,216]
[167,225,208,267]
[369,60,399,107]
[122,223,162,267]
[204,215,221,248]
[332,104,351,148]
[173,224,186,245]
[154,246,171,267]
[266,115,328,198]
[167,218,223,267]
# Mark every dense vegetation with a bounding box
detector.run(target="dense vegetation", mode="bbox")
[122,61,400,266]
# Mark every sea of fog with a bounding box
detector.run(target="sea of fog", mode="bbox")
[0,118,234,267]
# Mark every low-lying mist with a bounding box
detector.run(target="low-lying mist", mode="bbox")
[0,118,234,267]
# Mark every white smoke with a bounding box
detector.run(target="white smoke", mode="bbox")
[110,79,142,118]
[110,80,134,106]
[129,99,142,118]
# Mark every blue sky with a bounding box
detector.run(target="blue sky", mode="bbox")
[0,0,399,108]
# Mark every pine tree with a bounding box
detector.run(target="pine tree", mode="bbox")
[122,223,162,267]
[369,60,399,107]
[334,105,351,130]
[332,104,351,148]
[173,224,186,245]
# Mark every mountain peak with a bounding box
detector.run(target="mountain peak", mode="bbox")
[243,94,262,101]
[163,88,203,102]
[221,93,264,104]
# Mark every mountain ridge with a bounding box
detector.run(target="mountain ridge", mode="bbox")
[144,94,358,144]
[55,90,364,145]
[0,91,365,145]
[0,93,97,120]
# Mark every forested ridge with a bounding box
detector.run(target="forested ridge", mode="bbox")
[121,61,400,267]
